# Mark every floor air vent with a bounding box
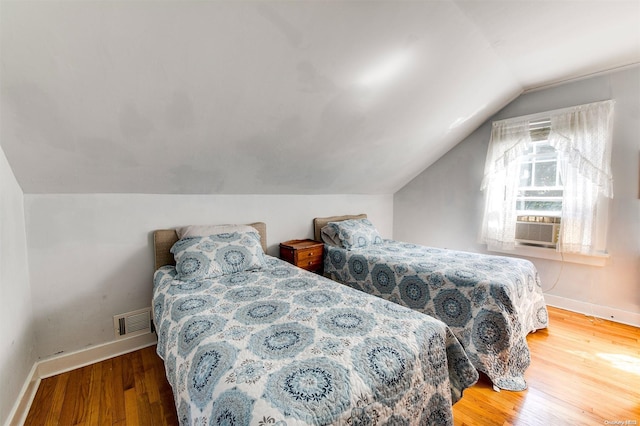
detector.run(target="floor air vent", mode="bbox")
[114,308,151,339]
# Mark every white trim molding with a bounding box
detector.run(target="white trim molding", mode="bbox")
[545,294,640,328]
[5,363,40,426]
[489,245,609,267]
[6,332,157,426]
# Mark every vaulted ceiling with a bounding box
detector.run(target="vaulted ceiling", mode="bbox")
[1,0,638,194]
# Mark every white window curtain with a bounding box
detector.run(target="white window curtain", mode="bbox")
[480,120,531,251]
[548,100,614,254]
[480,100,615,255]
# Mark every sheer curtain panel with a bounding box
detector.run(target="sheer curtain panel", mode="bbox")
[480,100,614,255]
[548,100,614,254]
[480,120,531,251]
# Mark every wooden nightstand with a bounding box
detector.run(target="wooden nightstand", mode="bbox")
[279,239,324,274]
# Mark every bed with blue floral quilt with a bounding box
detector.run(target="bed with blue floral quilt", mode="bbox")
[152,224,478,425]
[313,215,549,391]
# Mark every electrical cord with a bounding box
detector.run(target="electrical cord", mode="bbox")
[542,248,563,292]
[542,242,604,324]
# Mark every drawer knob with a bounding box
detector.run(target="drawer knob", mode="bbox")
[308,252,313,256]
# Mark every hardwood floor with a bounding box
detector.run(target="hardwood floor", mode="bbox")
[24,345,178,425]
[24,306,640,425]
[453,307,640,426]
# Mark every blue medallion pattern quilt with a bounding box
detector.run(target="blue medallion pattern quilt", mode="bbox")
[323,241,549,391]
[153,256,478,425]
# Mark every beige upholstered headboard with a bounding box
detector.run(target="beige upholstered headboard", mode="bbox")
[153,222,268,271]
[313,214,367,242]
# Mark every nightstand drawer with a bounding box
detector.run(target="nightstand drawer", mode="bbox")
[295,254,323,270]
[293,247,322,263]
[280,239,325,273]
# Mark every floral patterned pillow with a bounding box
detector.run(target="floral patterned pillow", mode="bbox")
[322,219,383,250]
[171,231,267,280]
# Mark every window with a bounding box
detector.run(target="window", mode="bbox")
[514,129,563,249]
[480,100,614,256]
[517,136,563,217]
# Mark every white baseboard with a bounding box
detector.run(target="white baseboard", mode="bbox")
[544,294,640,327]
[36,332,158,379]
[5,363,40,426]
[6,332,157,426]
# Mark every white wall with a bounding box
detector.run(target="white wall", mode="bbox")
[24,193,392,359]
[394,66,640,324]
[0,146,36,425]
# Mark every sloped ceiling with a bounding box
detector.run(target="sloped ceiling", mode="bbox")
[1,0,638,194]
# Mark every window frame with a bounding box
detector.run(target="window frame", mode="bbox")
[480,101,614,266]
[516,138,564,218]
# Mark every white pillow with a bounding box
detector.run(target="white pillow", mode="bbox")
[176,224,257,239]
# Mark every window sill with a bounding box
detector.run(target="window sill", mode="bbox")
[488,244,609,267]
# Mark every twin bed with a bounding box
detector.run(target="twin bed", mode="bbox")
[313,214,549,391]
[151,215,549,424]
[152,223,478,425]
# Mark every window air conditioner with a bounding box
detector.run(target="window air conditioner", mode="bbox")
[515,216,560,247]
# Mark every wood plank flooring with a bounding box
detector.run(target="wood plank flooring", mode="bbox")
[453,307,640,426]
[24,345,178,425]
[24,306,640,425]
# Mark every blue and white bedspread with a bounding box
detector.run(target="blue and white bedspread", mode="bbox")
[153,256,478,426]
[324,241,549,391]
